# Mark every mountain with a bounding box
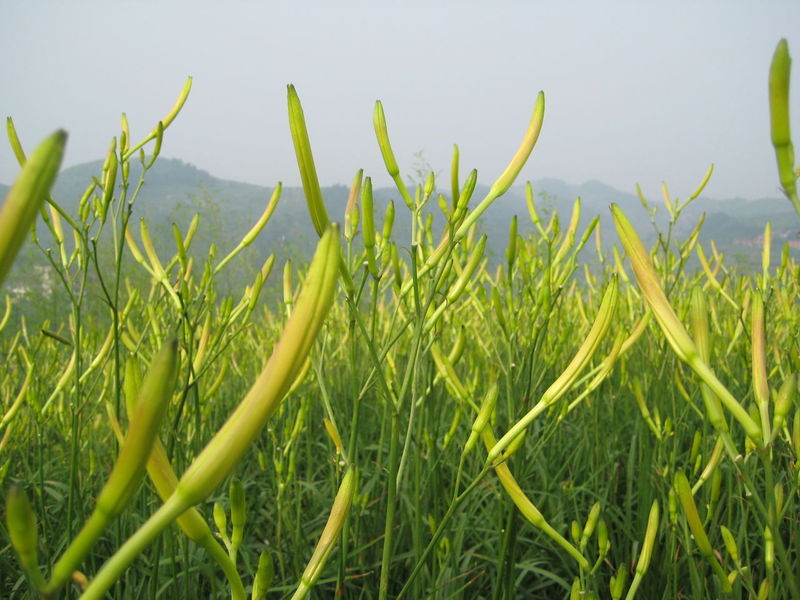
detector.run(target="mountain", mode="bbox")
[3,158,798,294]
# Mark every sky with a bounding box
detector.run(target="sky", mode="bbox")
[1,1,799,202]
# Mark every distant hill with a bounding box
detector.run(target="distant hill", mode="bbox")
[3,157,798,297]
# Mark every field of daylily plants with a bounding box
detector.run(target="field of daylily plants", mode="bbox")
[0,40,798,599]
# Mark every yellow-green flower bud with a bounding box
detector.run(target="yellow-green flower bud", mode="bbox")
[214,502,230,548]
[343,169,362,242]
[612,205,761,445]
[252,551,274,600]
[291,468,355,600]
[463,383,498,456]
[610,563,627,600]
[768,39,798,215]
[772,373,795,435]
[0,130,66,286]
[46,338,178,593]
[381,200,395,244]
[720,526,739,563]
[175,228,340,507]
[446,234,486,304]
[5,485,45,588]
[455,92,545,240]
[570,520,581,545]
[505,215,518,269]
[230,478,246,560]
[581,502,601,550]
[597,518,610,557]
[288,85,330,237]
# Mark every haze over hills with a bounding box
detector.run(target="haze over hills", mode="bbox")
[3,157,799,292]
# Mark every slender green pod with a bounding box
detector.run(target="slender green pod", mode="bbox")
[450,144,460,210]
[344,169,363,242]
[624,500,659,600]
[482,428,589,569]
[612,204,761,445]
[251,551,274,600]
[373,100,413,208]
[463,383,499,456]
[446,234,486,304]
[772,373,796,438]
[455,92,545,240]
[751,292,771,444]
[5,486,45,589]
[488,278,618,463]
[768,39,798,215]
[124,77,192,160]
[288,85,330,236]
[0,130,66,286]
[45,338,178,594]
[215,184,282,273]
[229,478,246,562]
[362,177,379,278]
[291,467,355,599]
[674,470,731,594]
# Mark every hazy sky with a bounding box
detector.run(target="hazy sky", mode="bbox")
[1,1,799,201]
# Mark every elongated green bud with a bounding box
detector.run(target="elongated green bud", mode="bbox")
[482,429,589,569]
[772,373,795,435]
[215,184,281,274]
[720,525,739,563]
[5,486,45,588]
[373,101,399,176]
[381,200,395,244]
[768,39,798,215]
[100,138,117,223]
[214,502,230,548]
[570,520,581,544]
[362,177,376,248]
[450,144,460,210]
[343,169,362,242]
[674,471,711,556]
[764,525,774,573]
[761,222,771,285]
[46,338,178,593]
[506,215,518,269]
[463,383,499,455]
[446,234,486,303]
[0,130,66,286]
[674,470,732,593]
[488,279,617,463]
[612,204,761,445]
[125,78,192,160]
[455,92,545,240]
[362,177,379,278]
[610,562,627,600]
[636,500,659,576]
[623,501,659,600]
[581,502,602,550]
[773,482,784,516]
[252,551,274,600]
[288,85,330,236]
[283,259,294,311]
[291,467,355,600]
[176,228,340,506]
[751,292,770,443]
[597,518,610,557]
[230,478,246,560]
[451,168,478,226]
[6,117,27,166]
